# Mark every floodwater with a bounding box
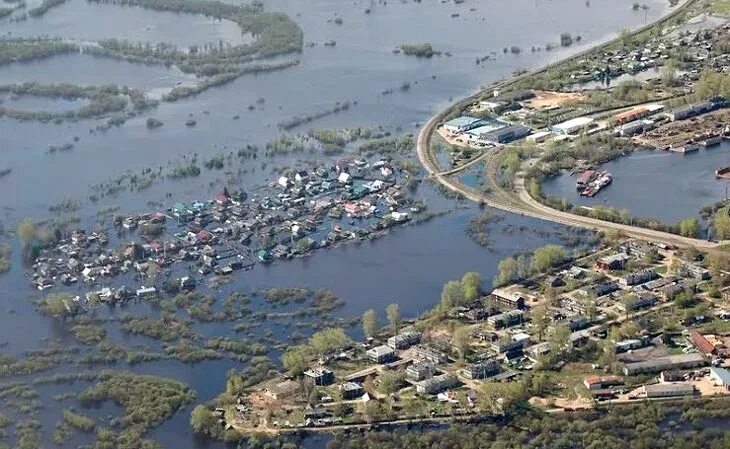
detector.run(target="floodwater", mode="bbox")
[0,52,197,89]
[0,0,250,48]
[541,142,730,224]
[0,0,673,221]
[0,0,686,446]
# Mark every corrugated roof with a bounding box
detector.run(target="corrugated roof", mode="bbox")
[644,383,694,394]
[444,116,482,127]
[710,367,730,385]
[553,116,594,130]
[690,331,715,355]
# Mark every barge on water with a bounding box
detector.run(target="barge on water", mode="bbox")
[575,170,597,190]
[669,143,699,154]
[580,171,613,197]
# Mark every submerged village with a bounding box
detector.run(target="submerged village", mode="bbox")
[26,155,423,297]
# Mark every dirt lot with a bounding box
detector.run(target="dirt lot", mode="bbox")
[437,127,472,148]
[522,90,587,110]
[529,396,594,410]
[693,377,730,396]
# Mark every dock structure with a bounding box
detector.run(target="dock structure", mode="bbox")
[668,143,699,154]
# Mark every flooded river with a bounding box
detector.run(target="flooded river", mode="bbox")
[0,0,686,447]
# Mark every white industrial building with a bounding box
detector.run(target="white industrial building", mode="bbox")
[551,117,594,135]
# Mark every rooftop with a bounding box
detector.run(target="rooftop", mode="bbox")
[710,367,730,385]
[367,345,395,356]
[644,383,695,394]
[552,116,594,129]
[444,116,483,128]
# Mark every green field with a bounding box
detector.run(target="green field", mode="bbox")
[712,0,730,15]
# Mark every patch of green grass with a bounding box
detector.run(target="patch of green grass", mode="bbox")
[714,0,730,15]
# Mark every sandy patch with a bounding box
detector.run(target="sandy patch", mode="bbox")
[522,90,587,110]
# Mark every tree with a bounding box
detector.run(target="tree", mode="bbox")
[528,177,541,198]
[661,65,677,87]
[453,326,471,361]
[531,245,566,274]
[440,280,465,311]
[295,238,311,253]
[378,371,405,396]
[714,207,730,240]
[362,309,378,339]
[585,300,598,320]
[36,293,77,317]
[619,29,633,48]
[678,218,699,238]
[547,325,570,355]
[190,405,217,436]
[614,320,641,340]
[281,346,309,377]
[363,400,383,423]
[531,304,550,341]
[146,261,160,280]
[526,372,551,396]
[597,338,618,369]
[602,228,622,244]
[707,252,730,272]
[667,255,682,276]
[642,248,660,264]
[308,328,352,356]
[17,218,37,243]
[674,291,695,309]
[386,304,401,335]
[478,381,526,415]
[461,272,483,302]
[694,69,730,101]
[493,257,519,287]
[516,254,530,279]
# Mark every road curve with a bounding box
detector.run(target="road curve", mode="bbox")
[418,125,718,249]
[414,0,719,250]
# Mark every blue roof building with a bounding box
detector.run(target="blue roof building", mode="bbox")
[710,367,730,390]
[443,116,486,133]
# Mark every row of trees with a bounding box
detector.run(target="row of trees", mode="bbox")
[0,38,78,66]
[438,272,483,313]
[493,244,568,287]
[361,303,401,339]
[280,328,352,377]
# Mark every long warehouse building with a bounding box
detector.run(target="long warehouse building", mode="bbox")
[623,353,706,376]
